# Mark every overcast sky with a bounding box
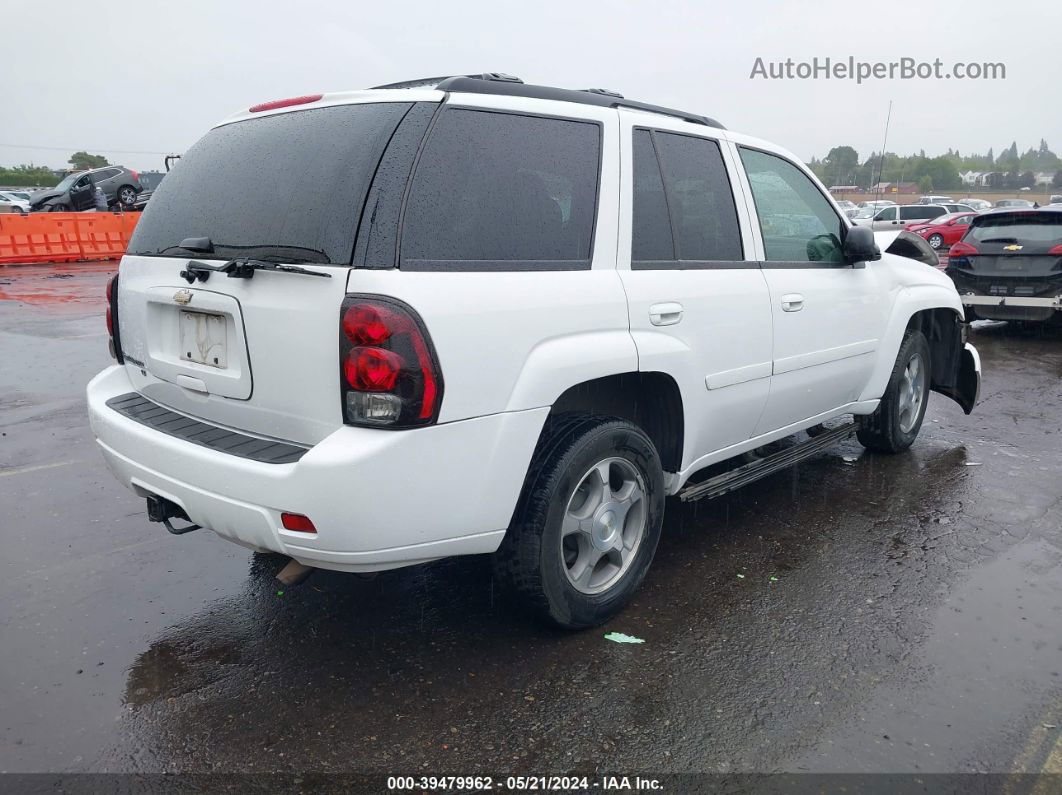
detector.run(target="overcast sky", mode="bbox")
[5,0,1058,172]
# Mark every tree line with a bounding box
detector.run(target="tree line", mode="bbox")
[808,141,1062,192]
[0,151,111,187]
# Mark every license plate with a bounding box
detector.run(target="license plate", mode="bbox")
[179,310,227,369]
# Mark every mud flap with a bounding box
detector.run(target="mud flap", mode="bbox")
[932,343,981,415]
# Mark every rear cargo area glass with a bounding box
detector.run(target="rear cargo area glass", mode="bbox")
[128,103,415,264]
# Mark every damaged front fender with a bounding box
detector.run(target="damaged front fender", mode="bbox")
[933,342,981,415]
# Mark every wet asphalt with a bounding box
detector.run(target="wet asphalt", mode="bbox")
[1,262,1060,779]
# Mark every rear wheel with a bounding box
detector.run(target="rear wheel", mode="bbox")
[493,415,665,629]
[857,330,931,453]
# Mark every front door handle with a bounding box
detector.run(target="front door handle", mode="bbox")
[649,302,683,326]
[781,293,804,312]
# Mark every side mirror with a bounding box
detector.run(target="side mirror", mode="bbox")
[843,224,880,267]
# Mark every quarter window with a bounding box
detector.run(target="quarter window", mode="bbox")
[400,109,601,270]
[740,147,845,263]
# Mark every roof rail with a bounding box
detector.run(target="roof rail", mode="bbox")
[370,73,523,90]
[432,76,723,129]
[371,74,724,129]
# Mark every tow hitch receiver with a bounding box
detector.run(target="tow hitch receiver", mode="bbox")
[146,494,201,535]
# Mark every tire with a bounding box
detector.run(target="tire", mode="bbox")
[493,414,665,629]
[857,330,931,453]
[50,203,70,212]
[927,233,944,249]
[117,186,137,208]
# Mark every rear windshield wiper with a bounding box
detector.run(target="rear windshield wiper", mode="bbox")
[179,259,331,284]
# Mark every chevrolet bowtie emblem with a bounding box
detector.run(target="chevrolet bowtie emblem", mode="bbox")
[173,289,193,305]
[1003,244,1023,251]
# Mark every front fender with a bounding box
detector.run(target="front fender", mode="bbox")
[934,343,980,415]
[859,283,965,403]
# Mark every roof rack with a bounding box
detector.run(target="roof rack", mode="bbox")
[370,73,523,90]
[370,74,725,129]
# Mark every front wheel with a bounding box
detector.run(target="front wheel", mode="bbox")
[493,415,665,629]
[49,203,70,212]
[927,233,944,249]
[857,330,931,453]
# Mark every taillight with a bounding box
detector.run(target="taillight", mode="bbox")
[106,272,123,363]
[130,170,139,181]
[948,242,978,267]
[339,296,442,427]
[249,94,323,113]
[1049,244,1062,256]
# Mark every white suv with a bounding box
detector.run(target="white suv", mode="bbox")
[88,74,980,628]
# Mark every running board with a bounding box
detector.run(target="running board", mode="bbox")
[679,423,857,503]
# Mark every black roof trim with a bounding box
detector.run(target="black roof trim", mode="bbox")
[371,73,523,90]
[373,74,725,129]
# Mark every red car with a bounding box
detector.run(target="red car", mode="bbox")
[904,212,978,250]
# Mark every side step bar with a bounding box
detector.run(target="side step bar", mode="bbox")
[679,423,857,503]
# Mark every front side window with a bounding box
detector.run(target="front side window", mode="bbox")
[400,109,601,270]
[740,147,844,263]
[877,207,898,221]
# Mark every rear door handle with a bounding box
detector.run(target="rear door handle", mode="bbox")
[649,302,683,326]
[781,293,804,312]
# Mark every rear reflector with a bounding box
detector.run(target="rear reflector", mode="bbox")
[281,512,317,533]
[249,94,323,113]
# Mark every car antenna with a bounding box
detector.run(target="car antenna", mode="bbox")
[873,100,893,205]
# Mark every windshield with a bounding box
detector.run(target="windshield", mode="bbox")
[128,102,415,264]
[970,214,1062,244]
[54,173,83,191]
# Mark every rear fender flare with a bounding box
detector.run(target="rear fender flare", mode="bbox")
[505,330,640,413]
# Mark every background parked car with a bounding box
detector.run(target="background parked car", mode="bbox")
[836,199,858,217]
[961,198,993,211]
[994,199,1036,209]
[1049,194,1062,206]
[904,211,977,249]
[853,203,948,231]
[946,207,1062,324]
[29,166,142,212]
[0,190,30,214]
[918,195,953,205]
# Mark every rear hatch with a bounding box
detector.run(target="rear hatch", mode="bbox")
[118,97,435,445]
[950,211,1062,294]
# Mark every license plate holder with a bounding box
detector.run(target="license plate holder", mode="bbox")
[179,310,227,369]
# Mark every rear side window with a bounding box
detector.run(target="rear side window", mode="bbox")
[900,205,942,220]
[399,109,601,271]
[129,103,415,264]
[631,129,743,267]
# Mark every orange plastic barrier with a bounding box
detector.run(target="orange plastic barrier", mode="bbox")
[0,212,140,265]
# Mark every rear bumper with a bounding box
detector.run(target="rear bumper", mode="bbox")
[87,366,547,572]
[961,295,1061,309]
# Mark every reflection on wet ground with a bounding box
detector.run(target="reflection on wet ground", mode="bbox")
[1,264,1060,775]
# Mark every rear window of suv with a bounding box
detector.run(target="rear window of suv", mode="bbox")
[128,103,415,264]
[969,212,1062,244]
[399,109,601,271]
